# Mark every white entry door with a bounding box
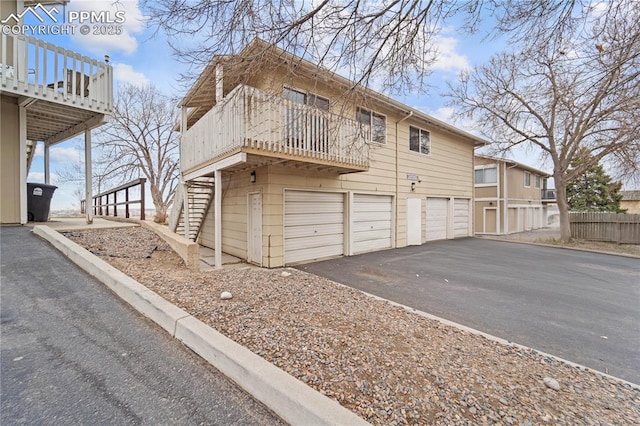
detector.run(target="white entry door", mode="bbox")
[284,190,345,264]
[406,198,422,245]
[425,197,449,241]
[247,193,262,265]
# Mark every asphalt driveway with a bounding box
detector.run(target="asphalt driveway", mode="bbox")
[297,238,640,384]
[1,226,282,425]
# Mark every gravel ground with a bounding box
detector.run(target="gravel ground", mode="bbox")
[65,227,640,425]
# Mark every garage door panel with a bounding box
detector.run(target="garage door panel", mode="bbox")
[285,234,344,251]
[353,211,393,222]
[426,197,448,241]
[285,202,344,214]
[352,220,392,232]
[284,212,343,227]
[286,244,344,264]
[284,223,345,239]
[453,199,470,237]
[353,229,393,242]
[285,191,344,203]
[285,190,344,264]
[352,194,393,254]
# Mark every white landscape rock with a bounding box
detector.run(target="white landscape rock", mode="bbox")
[543,377,561,391]
[281,271,292,277]
[220,291,233,300]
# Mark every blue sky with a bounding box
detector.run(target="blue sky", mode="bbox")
[19,0,537,211]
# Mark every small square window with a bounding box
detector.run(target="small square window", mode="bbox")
[475,167,497,184]
[356,107,386,144]
[409,126,431,155]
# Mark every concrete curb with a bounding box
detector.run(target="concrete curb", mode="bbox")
[33,226,369,426]
[301,270,640,391]
[476,235,640,259]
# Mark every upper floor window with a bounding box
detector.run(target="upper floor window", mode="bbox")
[475,167,497,185]
[283,87,329,111]
[409,126,431,155]
[524,171,531,187]
[535,175,541,188]
[356,107,386,144]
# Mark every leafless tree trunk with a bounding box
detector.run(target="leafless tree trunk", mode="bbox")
[448,1,640,241]
[97,84,180,223]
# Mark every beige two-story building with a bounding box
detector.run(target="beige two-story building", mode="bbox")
[474,155,554,235]
[1,0,113,224]
[169,39,487,268]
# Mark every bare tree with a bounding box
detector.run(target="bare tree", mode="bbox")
[97,84,180,223]
[448,1,640,241]
[141,1,629,95]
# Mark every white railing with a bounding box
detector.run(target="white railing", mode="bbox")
[1,33,112,113]
[181,84,370,172]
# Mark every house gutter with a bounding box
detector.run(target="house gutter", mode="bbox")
[395,111,413,247]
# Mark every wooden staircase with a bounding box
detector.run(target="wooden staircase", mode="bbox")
[169,177,215,242]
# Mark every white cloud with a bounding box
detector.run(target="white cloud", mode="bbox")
[113,63,149,86]
[69,0,148,55]
[27,172,60,184]
[432,35,471,73]
[50,146,81,163]
[33,143,44,158]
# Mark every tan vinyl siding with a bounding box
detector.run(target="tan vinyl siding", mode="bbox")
[194,67,476,266]
[1,96,21,224]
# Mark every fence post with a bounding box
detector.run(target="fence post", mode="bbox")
[140,178,146,221]
[114,191,118,217]
[125,187,130,218]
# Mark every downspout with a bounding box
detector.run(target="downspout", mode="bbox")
[395,111,413,247]
[495,160,500,234]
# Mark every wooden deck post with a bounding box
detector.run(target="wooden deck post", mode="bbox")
[214,170,222,269]
[84,128,93,224]
[44,142,50,185]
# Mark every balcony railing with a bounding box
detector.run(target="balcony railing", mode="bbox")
[541,189,556,200]
[181,84,370,173]
[1,33,112,113]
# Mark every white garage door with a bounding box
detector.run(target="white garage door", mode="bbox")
[452,198,471,238]
[284,191,344,264]
[352,194,392,254]
[426,197,449,241]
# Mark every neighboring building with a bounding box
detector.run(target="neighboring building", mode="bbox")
[474,155,554,235]
[1,1,113,224]
[620,190,640,214]
[169,39,487,268]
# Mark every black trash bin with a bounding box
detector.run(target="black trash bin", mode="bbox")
[27,183,57,222]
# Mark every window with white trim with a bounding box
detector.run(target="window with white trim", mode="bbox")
[535,175,541,188]
[409,126,431,155]
[475,167,497,184]
[524,171,531,187]
[356,107,386,144]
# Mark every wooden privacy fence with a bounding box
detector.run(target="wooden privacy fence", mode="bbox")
[569,212,640,244]
[81,178,146,220]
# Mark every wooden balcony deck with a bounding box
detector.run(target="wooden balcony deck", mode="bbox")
[1,33,113,144]
[180,85,370,175]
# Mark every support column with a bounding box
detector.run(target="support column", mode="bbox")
[44,142,50,184]
[214,170,222,269]
[183,181,190,238]
[84,129,93,224]
[215,64,224,103]
[19,106,27,224]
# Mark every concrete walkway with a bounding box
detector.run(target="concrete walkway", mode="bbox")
[0,226,283,425]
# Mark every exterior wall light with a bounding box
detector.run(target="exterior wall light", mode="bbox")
[250,171,256,183]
